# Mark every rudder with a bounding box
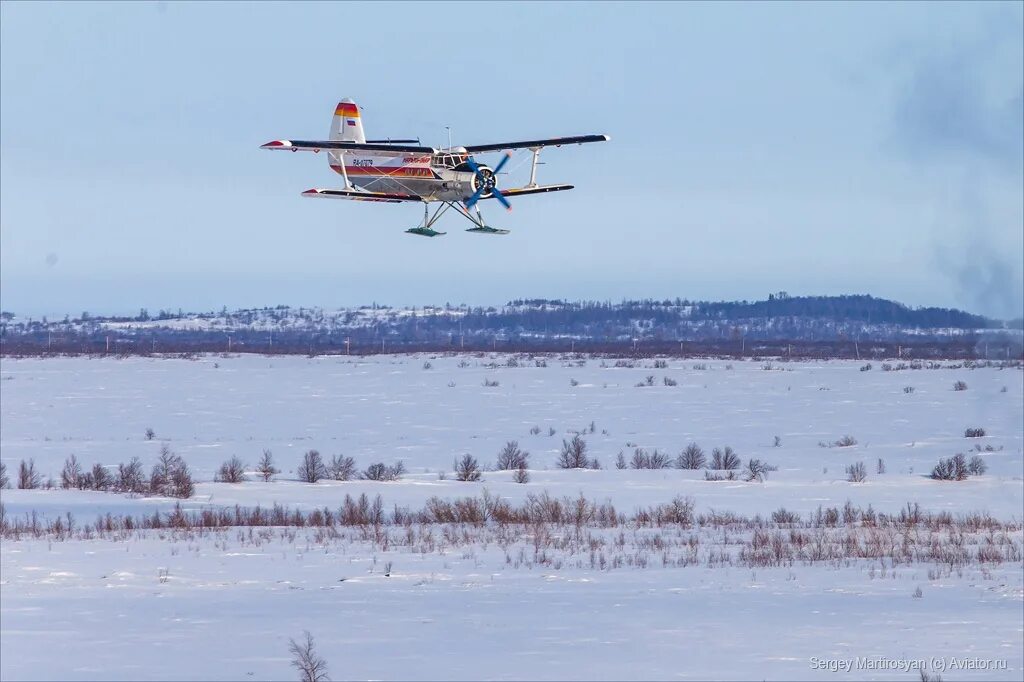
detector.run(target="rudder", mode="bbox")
[329,98,366,144]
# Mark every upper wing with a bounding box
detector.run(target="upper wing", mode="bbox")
[262,140,434,153]
[302,188,423,203]
[463,135,609,153]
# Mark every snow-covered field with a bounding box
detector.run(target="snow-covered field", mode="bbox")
[2,354,1022,680]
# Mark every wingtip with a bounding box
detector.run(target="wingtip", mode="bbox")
[261,140,289,149]
[301,188,321,196]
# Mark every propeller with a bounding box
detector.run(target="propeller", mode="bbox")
[464,152,513,211]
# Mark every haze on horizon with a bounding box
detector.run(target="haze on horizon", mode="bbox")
[1,1,1022,320]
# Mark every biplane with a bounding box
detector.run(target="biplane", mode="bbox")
[261,99,609,236]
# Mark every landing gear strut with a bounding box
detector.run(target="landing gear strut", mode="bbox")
[405,203,448,237]
[405,201,509,237]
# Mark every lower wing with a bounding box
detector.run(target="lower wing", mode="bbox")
[301,184,571,204]
[302,188,423,203]
[485,184,573,199]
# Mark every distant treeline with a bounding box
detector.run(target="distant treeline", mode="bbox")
[1,294,1021,359]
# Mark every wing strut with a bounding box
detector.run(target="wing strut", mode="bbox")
[528,148,542,188]
[337,151,353,189]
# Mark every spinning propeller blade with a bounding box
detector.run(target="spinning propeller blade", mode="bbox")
[491,188,511,211]
[492,151,512,174]
[464,187,485,209]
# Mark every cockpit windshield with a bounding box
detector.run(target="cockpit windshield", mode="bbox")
[431,152,468,169]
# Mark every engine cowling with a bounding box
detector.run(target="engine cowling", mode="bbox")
[468,165,496,197]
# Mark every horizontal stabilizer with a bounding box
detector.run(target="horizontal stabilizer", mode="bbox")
[263,139,433,153]
[302,188,423,203]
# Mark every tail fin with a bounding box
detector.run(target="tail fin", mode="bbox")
[329,98,366,144]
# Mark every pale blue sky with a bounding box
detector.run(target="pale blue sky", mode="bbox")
[2,1,1021,318]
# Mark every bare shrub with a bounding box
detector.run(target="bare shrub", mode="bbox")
[60,454,83,489]
[704,470,737,481]
[297,450,328,483]
[145,427,155,441]
[361,462,405,482]
[117,457,147,494]
[967,455,988,476]
[454,454,482,482]
[328,455,357,481]
[482,378,499,387]
[860,363,872,371]
[529,425,541,435]
[659,496,695,525]
[913,586,923,599]
[569,378,579,387]
[964,427,986,438]
[557,434,593,469]
[834,435,858,447]
[361,463,388,481]
[17,459,42,489]
[845,461,867,483]
[496,441,528,470]
[513,463,530,483]
[931,453,968,481]
[0,462,8,489]
[709,446,740,470]
[876,458,886,474]
[743,458,777,482]
[953,380,968,391]
[288,631,330,682]
[257,449,279,482]
[548,427,556,437]
[89,463,112,491]
[663,376,677,386]
[170,460,195,498]
[422,361,432,370]
[216,456,247,484]
[149,445,172,489]
[677,443,706,469]
[150,446,187,495]
[630,448,672,469]
[773,435,782,448]
[615,451,627,469]
[904,386,915,394]
[771,508,800,524]
[649,449,671,469]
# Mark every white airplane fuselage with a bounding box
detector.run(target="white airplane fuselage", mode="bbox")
[328,148,490,203]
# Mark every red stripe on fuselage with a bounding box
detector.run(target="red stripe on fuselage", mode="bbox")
[331,164,437,178]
